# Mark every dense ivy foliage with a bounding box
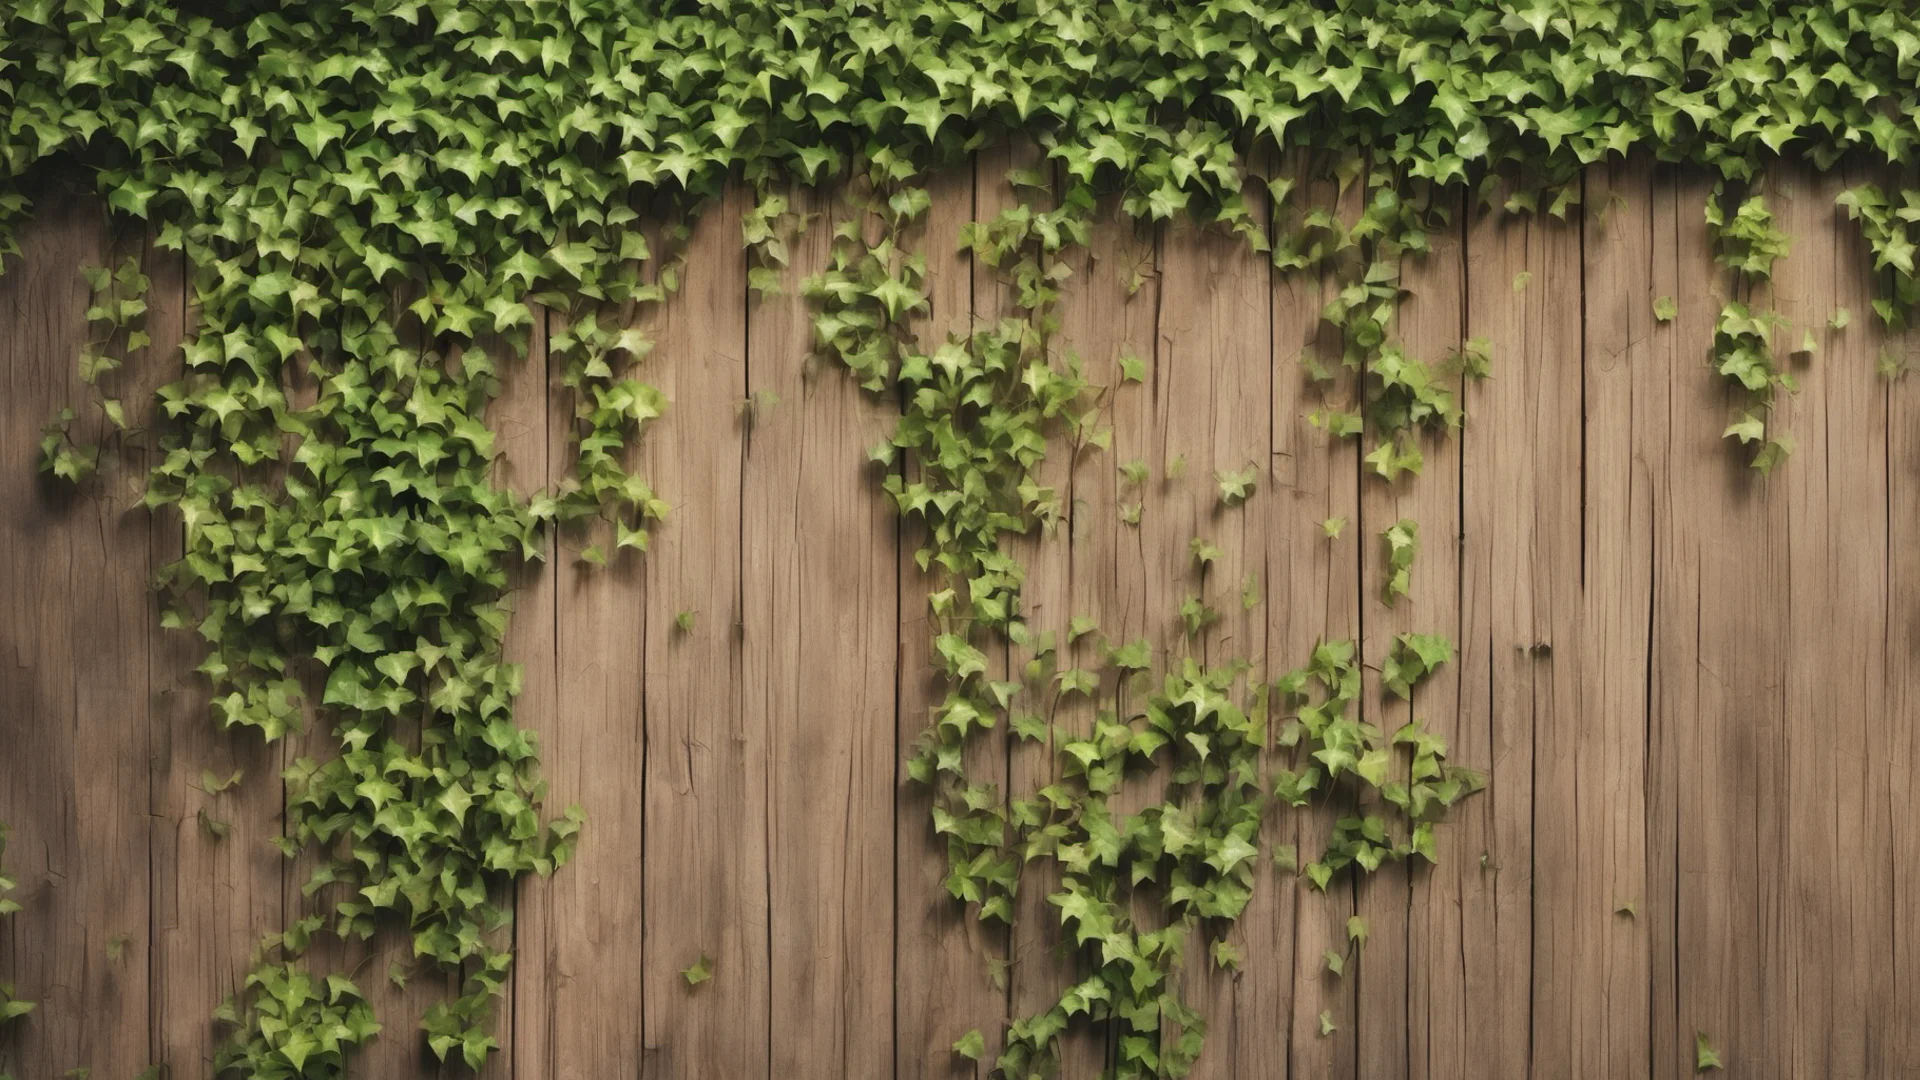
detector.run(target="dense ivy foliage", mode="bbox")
[4,0,1919,1075]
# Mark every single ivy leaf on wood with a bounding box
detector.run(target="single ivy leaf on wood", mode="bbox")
[1215,465,1257,506]
[1695,1032,1722,1071]
[675,610,697,634]
[1512,270,1532,293]
[1319,1011,1337,1036]
[1346,915,1368,946]
[1321,516,1347,539]
[682,954,714,987]
[1653,295,1677,322]
[1209,940,1242,972]
[1830,308,1851,329]
[952,1029,985,1060]
[1323,948,1345,977]
[1118,352,1145,383]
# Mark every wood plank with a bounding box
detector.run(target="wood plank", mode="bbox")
[516,297,647,1075]
[0,190,152,1080]
[1155,196,1270,1079]
[144,227,285,1078]
[1568,155,1658,1080]
[1460,189,1583,1080]
[746,181,897,1080]
[1644,164,1692,1080]
[639,186,765,1080]
[894,163,1004,1080]
[1360,182,1466,1080]
[1272,155,1360,1080]
[1891,171,1920,1080]
[1661,169,1787,1079]
[1770,162,1894,1079]
[977,141,1066,1072]
[487,304,557,1080]
[1056,193,1159,1076]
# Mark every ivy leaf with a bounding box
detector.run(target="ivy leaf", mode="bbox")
[1695,1032,1722,1072]
[1321,516,1347,539]
[952,1029,985,1060]
[1653,295,1677,322]
[682,954,714,987]
[1319,1011,1337,1036]
[1118,352,1146,383]
[1215,465,1257,507]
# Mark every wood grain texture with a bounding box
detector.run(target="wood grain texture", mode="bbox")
[1460,189,1584,1080]
[1155,206,1271,1080]
[1056,194,1159,1077]
[0,189,152,1080]
[748,181,897,1080]
[1274,156,1361,1080]
[0,162,1911,1080]
[639,185,766,1080]
[1367,182,1466,1076]
[143,224,284,1080]
[1569,156,1657,1080]
[893,162,1006,1080]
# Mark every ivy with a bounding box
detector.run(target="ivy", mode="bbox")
[0,823,30,1038]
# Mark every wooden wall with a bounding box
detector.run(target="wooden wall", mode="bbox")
[2,155,1915,1080]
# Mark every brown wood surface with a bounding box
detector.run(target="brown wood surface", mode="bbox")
[1,158,1913,1080]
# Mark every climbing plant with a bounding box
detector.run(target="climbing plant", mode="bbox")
[2,0,1918,1076]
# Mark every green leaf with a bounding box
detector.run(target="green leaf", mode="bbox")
[952,1029,985,1060]
[682,954,714,987]
[1118,352,1145,383]
[1321,517,1347,539]
[1653,295,1677,322]
[1695,1032,1722,1072]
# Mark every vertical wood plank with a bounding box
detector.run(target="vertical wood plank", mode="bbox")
[639,185,765,1080]
[1570,155,1658,1080]
[748,181,897,1080]
[1056,195,1159,1076]
[1771,163,1894,1080]
[0,191,152,1080]
[490,306,557,1080]
[1156,202,1270,1079]
[1272,158,1361,1080]
[517,296,647,1075]
[1362,184,1466,1080]
[1662,169,1788,1079]
[146,230,284,1078]
[1890,176,1920,1080]
[1460,194,1582,1080]
[895,163,1002,1080]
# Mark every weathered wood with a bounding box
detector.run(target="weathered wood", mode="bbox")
[894,162,1006,1080]
[1354,181,1468,1080]
[1055,194,1160,1077]
[143,226,284,1079]
[1566,155,1658,1080]
[1460,190,1584,1080]
[1771,163,1894,1079]
[1663,168,1790,1080]
[1273,155,1361,1080]
[0,189,152,1080]
[1155,200,1271,1078]
[747,181,897,1080]
[639,185,766,1080]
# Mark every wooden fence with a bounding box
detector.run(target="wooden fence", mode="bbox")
[2,153,1916,1080]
